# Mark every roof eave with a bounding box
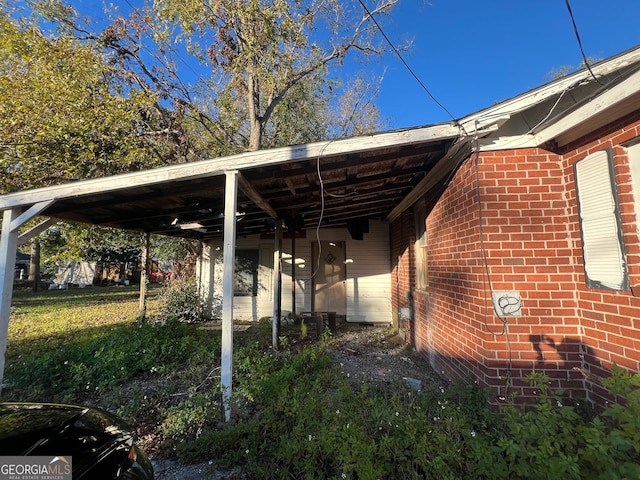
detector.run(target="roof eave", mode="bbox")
[457,45,640,137]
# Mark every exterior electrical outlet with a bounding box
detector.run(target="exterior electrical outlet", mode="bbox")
[491,291,522,317]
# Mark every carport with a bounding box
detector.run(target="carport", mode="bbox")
[0,123,470,419]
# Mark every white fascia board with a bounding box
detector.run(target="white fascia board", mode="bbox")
[474,65,640,151]
[457,47,640,137]
[532,68,640,146]
[476,134,539,151]
[0,123,459,210]
[475,66,640,152]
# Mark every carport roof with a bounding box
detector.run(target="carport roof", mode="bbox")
[0,124,463,240]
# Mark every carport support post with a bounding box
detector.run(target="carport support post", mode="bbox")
[221,170,238,422]
[0,208,20,395]
[138,233,150,325]
[291,233,296,315]
[272,220,282,348]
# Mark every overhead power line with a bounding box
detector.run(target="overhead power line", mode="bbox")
[355,0,457,123]
[564,0,601,84]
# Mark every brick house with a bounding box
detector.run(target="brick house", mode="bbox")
[2,46,640,411]
[391,46,640,407]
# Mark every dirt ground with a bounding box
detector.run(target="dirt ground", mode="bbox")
[150,323,445,479]
[329,323,445,391]
[151,457,244,479]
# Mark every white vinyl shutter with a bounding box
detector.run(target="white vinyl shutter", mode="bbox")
[575,149,628,290]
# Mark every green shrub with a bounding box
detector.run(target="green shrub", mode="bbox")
[177,343,493,479]
[157,276,205,323]
[160,394,221,439]
[469,368,640,480]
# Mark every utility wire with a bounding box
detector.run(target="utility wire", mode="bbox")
[564,0,601,84]
[472,133,513,399]
[355,0,458,123]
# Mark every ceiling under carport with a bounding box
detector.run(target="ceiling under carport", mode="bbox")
[2,124,462,240]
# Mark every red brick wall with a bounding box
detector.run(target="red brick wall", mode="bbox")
[390,209,415,339]
[391,112,640,408]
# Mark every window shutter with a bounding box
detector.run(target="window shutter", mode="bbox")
[574,149,628,290]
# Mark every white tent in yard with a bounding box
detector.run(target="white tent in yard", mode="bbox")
[51,261,96,288]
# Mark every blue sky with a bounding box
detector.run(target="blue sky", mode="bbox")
[63,0,640,130]
[372,0,640,128]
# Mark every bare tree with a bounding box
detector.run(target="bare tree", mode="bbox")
[91,0,400,152]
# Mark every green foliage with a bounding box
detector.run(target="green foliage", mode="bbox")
[0,12,167,194]
[469,369,640,480]
[160,395,220,438]
[179,342,492,479]
[5,316,213,401]
[320,326,334,344]
[157,276,206,323]
[39,223,144,265]
[35,224,188,280]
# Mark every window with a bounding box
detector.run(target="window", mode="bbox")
[414,198,428,289]
[234,250,259,296]
[626,139,640,230]
[574,148,628,290]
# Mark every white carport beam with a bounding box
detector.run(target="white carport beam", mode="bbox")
[221,170,238,422]
[10,200,55,233]
[0,208,21,394]
[18,218,57,247]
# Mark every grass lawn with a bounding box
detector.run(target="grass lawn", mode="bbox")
[8,285,162,360]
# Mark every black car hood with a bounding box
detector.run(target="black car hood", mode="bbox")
[0,403,150,479]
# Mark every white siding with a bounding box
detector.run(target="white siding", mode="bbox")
[198,220,391,323]
[344,221,392,323]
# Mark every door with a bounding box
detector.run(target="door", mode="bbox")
[312,241,346,315]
